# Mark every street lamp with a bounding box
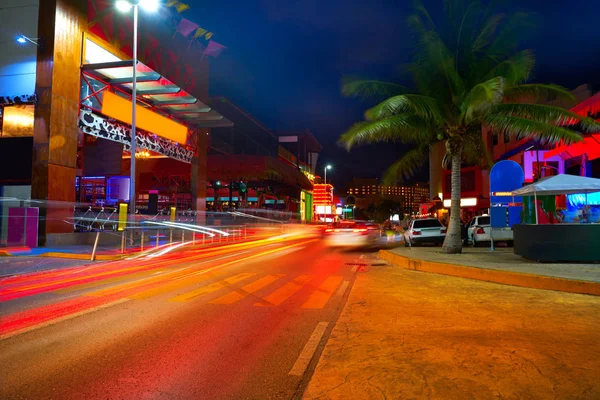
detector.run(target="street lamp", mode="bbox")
[324,165,332,185]
[116,0,159,215]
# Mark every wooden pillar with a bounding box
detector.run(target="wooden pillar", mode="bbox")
[191,129,209,224]
[31,0,86,245]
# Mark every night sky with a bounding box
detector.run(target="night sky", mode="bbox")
[187,0,600,189]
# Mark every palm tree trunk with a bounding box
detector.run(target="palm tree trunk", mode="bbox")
[442,147,463,254]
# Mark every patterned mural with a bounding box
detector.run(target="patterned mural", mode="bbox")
[78,110,194,163]
[0,94,37,106]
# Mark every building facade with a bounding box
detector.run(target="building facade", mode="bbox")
[345,178,429,211]
[0,0,229,244]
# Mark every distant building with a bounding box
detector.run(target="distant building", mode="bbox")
[345,178,429,211]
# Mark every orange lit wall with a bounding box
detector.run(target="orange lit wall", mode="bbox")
[101,91,188,144]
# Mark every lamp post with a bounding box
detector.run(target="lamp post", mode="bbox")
[116,0,159,215]
[324,164,332,185]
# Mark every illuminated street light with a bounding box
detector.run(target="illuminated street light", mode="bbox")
[324,164,332,185]
[16,35,39,46]
[115,0,159,215]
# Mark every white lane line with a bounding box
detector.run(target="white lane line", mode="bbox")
[336,280,350,297]
[351,265,358,273]
[289,321,329,376]
[0,298,130,341]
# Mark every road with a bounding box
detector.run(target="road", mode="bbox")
[0,237,374,400]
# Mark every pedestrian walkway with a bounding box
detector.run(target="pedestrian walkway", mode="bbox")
[379,246,600,295]
[303,263,600,399]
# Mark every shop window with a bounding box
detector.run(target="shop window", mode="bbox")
[492,133,498,146]
[0,105,34,138]
[504,132,510,143]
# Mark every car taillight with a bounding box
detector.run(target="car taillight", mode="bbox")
[325,229,333,233]
[353,228,368,235]
[441,229,447,234]
[412,230,421,235]
[476,227,485,234]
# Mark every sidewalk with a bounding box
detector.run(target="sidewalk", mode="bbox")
[303,263,600,399]
[379,246,600,295]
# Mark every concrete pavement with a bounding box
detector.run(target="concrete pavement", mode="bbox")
[380,246,600,295]
[303,262,600,399]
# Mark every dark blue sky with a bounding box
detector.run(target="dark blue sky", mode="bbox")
[189,0,600,188]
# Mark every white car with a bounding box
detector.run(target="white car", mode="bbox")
[466,215,513,247]
[403,218,446,247]
[323,221,381,248]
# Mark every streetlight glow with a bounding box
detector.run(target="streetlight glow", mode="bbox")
[16,36,27,44]
[116,0,133,11]
[140,0,160,11]
[326,165,332,170]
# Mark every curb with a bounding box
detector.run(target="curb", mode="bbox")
[378,250,600,296]
[39,252,123,261]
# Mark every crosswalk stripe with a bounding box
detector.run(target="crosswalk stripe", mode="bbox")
[301,276,343,309]
[169,273,256,302]
[255,275,313,307]
[130,271,217,300]
[210,274,284,305]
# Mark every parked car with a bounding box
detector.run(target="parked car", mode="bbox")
[466,215,513,247]
[323,221,381,248]
[403,218,446,247]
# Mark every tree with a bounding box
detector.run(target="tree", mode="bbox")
[339,0,600,254]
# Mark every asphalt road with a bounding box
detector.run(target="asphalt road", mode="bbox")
[0,238,375,399]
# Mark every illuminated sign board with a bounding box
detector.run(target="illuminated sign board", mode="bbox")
[443,198,478,208]
[101,91,188,144]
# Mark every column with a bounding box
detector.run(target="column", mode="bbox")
[31,0,86,245]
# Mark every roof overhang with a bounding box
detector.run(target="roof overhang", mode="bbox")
[82,60,232,129]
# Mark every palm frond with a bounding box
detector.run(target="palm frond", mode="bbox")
[487,11,538,56]
[416,31,466,101]
[493,103,600,132]
[484,114,583,145]
[472,13,506,53]
[382,146,429,185]
[339,114,434,150]
[482,50,534,85]
[503,84,575,103]
[341,79,409,99]
[461,76,505,123]
[365,94,444,124]
[462,134,493,167]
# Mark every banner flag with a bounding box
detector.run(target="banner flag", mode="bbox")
[204,40,227,57]
[176,18,199,37]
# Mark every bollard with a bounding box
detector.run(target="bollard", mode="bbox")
[91,231,100,261]
[141,230,145,252]
[182,230,185,243]
[156,230,159,247]
[121,230,126,254]
[170,229,173,244]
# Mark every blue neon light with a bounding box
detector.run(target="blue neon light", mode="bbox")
[567,192,600,208]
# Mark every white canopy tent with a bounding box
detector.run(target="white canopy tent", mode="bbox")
[511,174,600,224]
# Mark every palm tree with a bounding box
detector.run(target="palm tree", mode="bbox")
[339,0,600,254]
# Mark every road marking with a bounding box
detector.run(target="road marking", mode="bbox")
[130,271,216,300]
[169,273,256,302]
[351,265,358,273]
[336,280,350,297]
[210,274,285,305]
[0,298,129,341]
[289,322,329,376]
[301,276,343,309]
[255,275,313,306]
